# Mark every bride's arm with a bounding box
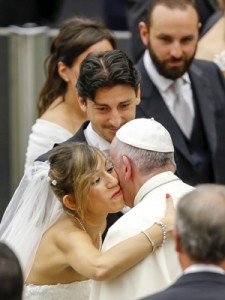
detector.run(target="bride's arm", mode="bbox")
[64,194,174,281]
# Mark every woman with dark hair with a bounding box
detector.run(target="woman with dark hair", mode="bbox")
[24,17,115,172]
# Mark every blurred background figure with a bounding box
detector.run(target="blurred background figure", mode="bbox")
[196,0,225,76]
[24,16,115,173]
[0,242,23,300]
[141,184,225,300]
[196,0,221,33]
[0,0,64,27]
[102,0,128,31]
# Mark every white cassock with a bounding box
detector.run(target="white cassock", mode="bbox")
[89,172,194,300]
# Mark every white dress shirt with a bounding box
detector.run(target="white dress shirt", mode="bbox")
[184,264,225,275]
[143,50,195,121]
[84,123,111,159]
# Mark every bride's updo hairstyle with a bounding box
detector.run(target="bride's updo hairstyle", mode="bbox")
[48,142,104,220]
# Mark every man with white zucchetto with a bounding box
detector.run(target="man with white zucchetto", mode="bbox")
[90,118,194,300]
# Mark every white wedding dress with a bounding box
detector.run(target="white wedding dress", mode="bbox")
[23,280,91,300]
[24,119,73,173]
[0,162,92,300]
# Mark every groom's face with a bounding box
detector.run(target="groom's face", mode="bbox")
[78,83,140,143]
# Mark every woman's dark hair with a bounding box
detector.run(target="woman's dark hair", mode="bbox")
[37,17,116,116]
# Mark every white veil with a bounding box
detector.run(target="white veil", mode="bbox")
[0,161,64,280]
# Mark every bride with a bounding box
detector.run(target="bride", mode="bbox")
[0,142,174,300]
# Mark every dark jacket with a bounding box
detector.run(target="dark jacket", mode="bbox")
[136,57,225,186]
[141,272,225,300]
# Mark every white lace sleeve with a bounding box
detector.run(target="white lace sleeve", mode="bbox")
[0,161,64,280]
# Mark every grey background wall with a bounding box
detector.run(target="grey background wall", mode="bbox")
[0,33,10,216]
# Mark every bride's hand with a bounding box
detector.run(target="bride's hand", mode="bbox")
[160,193,175,237]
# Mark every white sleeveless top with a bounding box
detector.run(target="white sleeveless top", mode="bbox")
[24,119,73,173]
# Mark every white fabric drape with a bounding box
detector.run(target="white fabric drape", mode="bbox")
[0,161,64,280]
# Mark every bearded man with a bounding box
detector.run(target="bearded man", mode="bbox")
[136,0,225,186]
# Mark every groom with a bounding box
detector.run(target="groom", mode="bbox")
[37,49,141,237]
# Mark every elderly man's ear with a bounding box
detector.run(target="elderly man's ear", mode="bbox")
[173,229,181,253]
[122,155,132,182]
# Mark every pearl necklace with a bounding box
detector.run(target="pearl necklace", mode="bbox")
[73,215,86,232]
[66,211,102,250]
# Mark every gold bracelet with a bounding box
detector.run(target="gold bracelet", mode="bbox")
[141,230,155,252]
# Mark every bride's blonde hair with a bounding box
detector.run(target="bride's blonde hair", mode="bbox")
[48,142,104,221]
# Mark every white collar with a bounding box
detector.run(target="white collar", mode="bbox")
[84,123,110,159]
[134,171,178,206]
[143,50,190,92]
[184,264,225,275]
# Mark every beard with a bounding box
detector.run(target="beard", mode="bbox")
[148,42,196,80]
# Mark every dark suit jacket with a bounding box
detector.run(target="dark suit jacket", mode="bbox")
[136,58,225,185]
[141,272,225,300]
[37,120,123,239]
